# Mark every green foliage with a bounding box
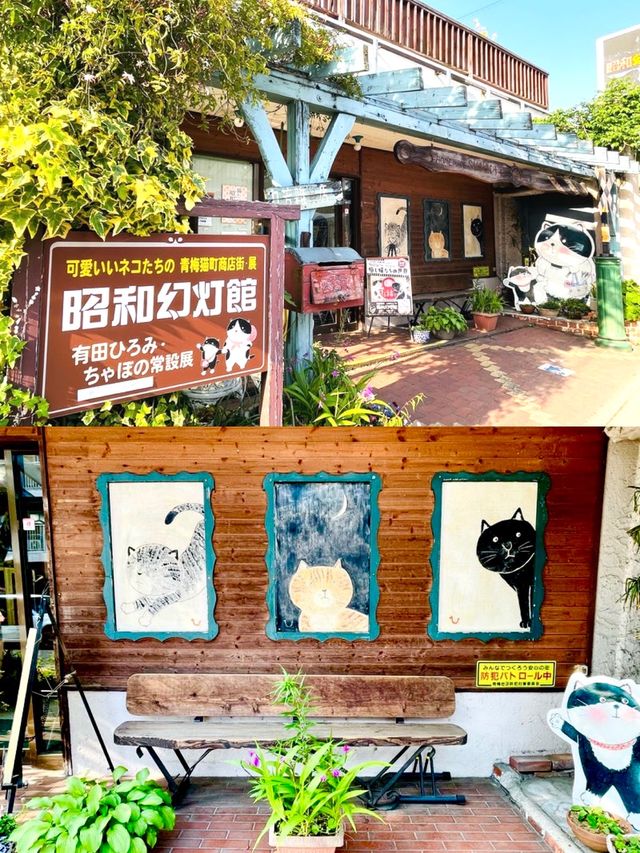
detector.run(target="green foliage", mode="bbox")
[569,804,628,836]
[0,0,341,424]
[543,78,640,157]
[622,486,640,611]
[0,815,16,838]
[622,280,640,323]
[421,306,468,334]
[51,393,199,427]
[471,287,503,314]
[540,297,562,310]
[611,833,640,851]
[560,298,590,320]
[10,766,175,852]
[240,671,385,843]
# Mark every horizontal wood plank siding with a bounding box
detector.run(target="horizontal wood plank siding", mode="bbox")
[43,428,605,691]
[303,0,548,109]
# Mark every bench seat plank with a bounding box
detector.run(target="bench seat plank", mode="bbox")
[114,719,467,750]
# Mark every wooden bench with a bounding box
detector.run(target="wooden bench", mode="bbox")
[114,674,467,808]
[411,288,473,324]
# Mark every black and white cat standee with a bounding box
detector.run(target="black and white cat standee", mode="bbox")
[222,317,257,372]
[475,508,536,629]
[196,337,221,375]
[548,673,640,830]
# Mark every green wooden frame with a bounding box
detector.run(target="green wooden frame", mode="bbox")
[377,193,411,258]
[423,199,451,263]
[429,471,550,642]
[98,471,217,641]
[263,471,381,641]
[462,202,485,259]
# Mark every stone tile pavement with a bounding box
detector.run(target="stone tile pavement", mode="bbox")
[320,321,640,427]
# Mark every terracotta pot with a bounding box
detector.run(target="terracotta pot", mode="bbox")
[606,833,640,853]
[268,827,344,853]
[472,311,499,332]
[538,308,559,318]
[567,810,634,852]
[519,304,536,315]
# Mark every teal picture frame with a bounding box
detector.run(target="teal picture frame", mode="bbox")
[263,471,382,642]
[429,471,550,643]
[98,471,217,641]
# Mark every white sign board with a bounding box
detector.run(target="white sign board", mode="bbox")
[365,256,413,317]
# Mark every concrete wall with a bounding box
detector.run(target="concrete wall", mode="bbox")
[619,173,640,282]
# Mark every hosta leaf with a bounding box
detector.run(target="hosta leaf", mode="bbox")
[106,822,131,853]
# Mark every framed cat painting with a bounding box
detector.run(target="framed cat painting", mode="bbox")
[429,471,550,642]
[263,472,382,641]
[97,471,217,641]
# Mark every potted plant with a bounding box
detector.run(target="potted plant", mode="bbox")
[567,805,633,852]
[412,313,431,344]
[470,287,503,331]
[422,305,468,341]
[241,671,385,852]
[607,834,640,852]
[9,766,175,852]
[538,297,562,317]
[560,298,590,320]
[0,815,16,853]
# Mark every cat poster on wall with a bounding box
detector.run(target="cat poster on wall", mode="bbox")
[98,471,217,640]
[263,472,381,641]
[424,200,451,261]
[462,204,484,258]
[548,672,640,830]
[378,194,410,257]
[429,471,550,642]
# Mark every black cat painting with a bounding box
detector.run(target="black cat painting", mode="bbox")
[475,508,536,629]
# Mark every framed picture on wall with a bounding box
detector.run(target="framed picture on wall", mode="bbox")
[423,200,451,261]
[428,471,550,642]
[378,194,410,257]
[462,203,485,258]
[97,471,217,641]
[263,472,382,641]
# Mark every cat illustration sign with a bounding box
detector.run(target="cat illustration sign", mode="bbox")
[39,234,269,415]
[548,673,640,830]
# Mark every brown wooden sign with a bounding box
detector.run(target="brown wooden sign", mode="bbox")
[38,234,269,416]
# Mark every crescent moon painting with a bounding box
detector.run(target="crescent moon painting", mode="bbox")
[332,492,348,520]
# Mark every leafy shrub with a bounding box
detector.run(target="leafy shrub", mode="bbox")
[569,804,629,836]
[421,306,468,334]
[622,279,640,323]
[10,766,175,852]
[0,815,16,838]
[471,287,503,314]
[540,297,561,310]
[560,298,590,320]
[610,833,640,851]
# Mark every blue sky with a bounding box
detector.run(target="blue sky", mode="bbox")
[426,1,639,108]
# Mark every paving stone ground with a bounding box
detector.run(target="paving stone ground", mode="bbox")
[320,321,640,427]
[15,767,551,852]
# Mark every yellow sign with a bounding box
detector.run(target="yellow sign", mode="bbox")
[476,661,556,689]
[472,265,491,278]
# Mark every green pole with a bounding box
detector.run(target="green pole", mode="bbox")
[595,256,632,351]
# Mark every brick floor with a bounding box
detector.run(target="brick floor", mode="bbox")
[15,767,551,852]
[320,321,640,427]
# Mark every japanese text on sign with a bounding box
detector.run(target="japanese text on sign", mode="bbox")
[476,661,556,689]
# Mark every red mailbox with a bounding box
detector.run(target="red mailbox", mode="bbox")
[285,247,365,314]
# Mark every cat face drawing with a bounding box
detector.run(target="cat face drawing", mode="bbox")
[222,318,257,372]
[288,558,369,634]
[197,337,221,374]
[120,502,205,627]
[548,676,640,829]
[476,508,536,629]
[535,222,594,269]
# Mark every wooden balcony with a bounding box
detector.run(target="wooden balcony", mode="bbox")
[303,0,549,110]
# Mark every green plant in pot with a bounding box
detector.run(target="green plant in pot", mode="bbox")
[470,287,503,331]
[241,671,385,852]
[421,306,468,340]
[412,313,432,344]
[0,815,16,853]
[567,805,633,851]
[561,298,590,320]
[538,297,562,317]
[607,833,640,852]
[10,766,175,852]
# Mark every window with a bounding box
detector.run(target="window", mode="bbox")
[191,154,258,235]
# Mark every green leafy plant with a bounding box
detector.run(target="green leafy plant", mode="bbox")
[540,297,562,310]
[560,298,590,320]
[0,815,16,838]
[620,486,640,611]
[471,287,503,314]
[610,834,640,852]
[622,280,640,323]
[10,766,174,852]
[240,671,385,844]
[421,306,468,334]
[569,804,629,836]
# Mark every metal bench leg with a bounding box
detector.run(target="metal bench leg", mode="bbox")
[394,748,466,806]
[137,745,213,805]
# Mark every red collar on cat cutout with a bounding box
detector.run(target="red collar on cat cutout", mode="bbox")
[589,737,637,750]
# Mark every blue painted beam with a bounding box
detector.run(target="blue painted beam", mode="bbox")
[241,100,292,187]
[450,114,533,130]
[376,85,468,109]
[423,101,503,119]
[310,112,356,183]
[357,67,428,95]
[287,101,310,185]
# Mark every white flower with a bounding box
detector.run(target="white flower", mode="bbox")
[82,73,97,83]
[85,4,97,12]
[121,72,135,84]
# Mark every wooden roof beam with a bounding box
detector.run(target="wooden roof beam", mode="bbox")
[375,85,468,109]
[449,113,533,131]
[423,100,504,119]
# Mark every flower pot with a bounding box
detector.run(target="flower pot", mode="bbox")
[567,810,633,852]
[432,329,456,341]
[606,833,640,853]
[538,308,559,318]
[0,839,15,853]
[412,328,431,344]
[268,827,344,853]
[519,304,536,315]
[472,311,499,332]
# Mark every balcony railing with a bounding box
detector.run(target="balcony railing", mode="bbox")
[304,0,549,110]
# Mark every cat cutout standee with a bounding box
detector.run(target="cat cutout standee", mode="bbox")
[548,672,640,830]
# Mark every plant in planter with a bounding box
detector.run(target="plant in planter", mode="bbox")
[560,298,590,320]
[10,766,175,852]
[241,671,385,852]
[567,805,633,852]
[622,279,640,323]
[0,815,16,853]
[470,287,503,331]
[412,313,431,344]
[607,833,640,852]
[422,306,468,340]
[538,297,562,317]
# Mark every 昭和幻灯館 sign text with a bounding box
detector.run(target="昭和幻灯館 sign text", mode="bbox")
[39,234,269,416]
[476,661,556,689]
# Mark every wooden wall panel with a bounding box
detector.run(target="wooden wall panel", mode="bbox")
[43,427,606,690]
[184,117,495,295]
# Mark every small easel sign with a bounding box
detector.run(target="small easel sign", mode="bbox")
[365,257,413,336]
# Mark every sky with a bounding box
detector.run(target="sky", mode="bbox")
[425,0,640,109]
